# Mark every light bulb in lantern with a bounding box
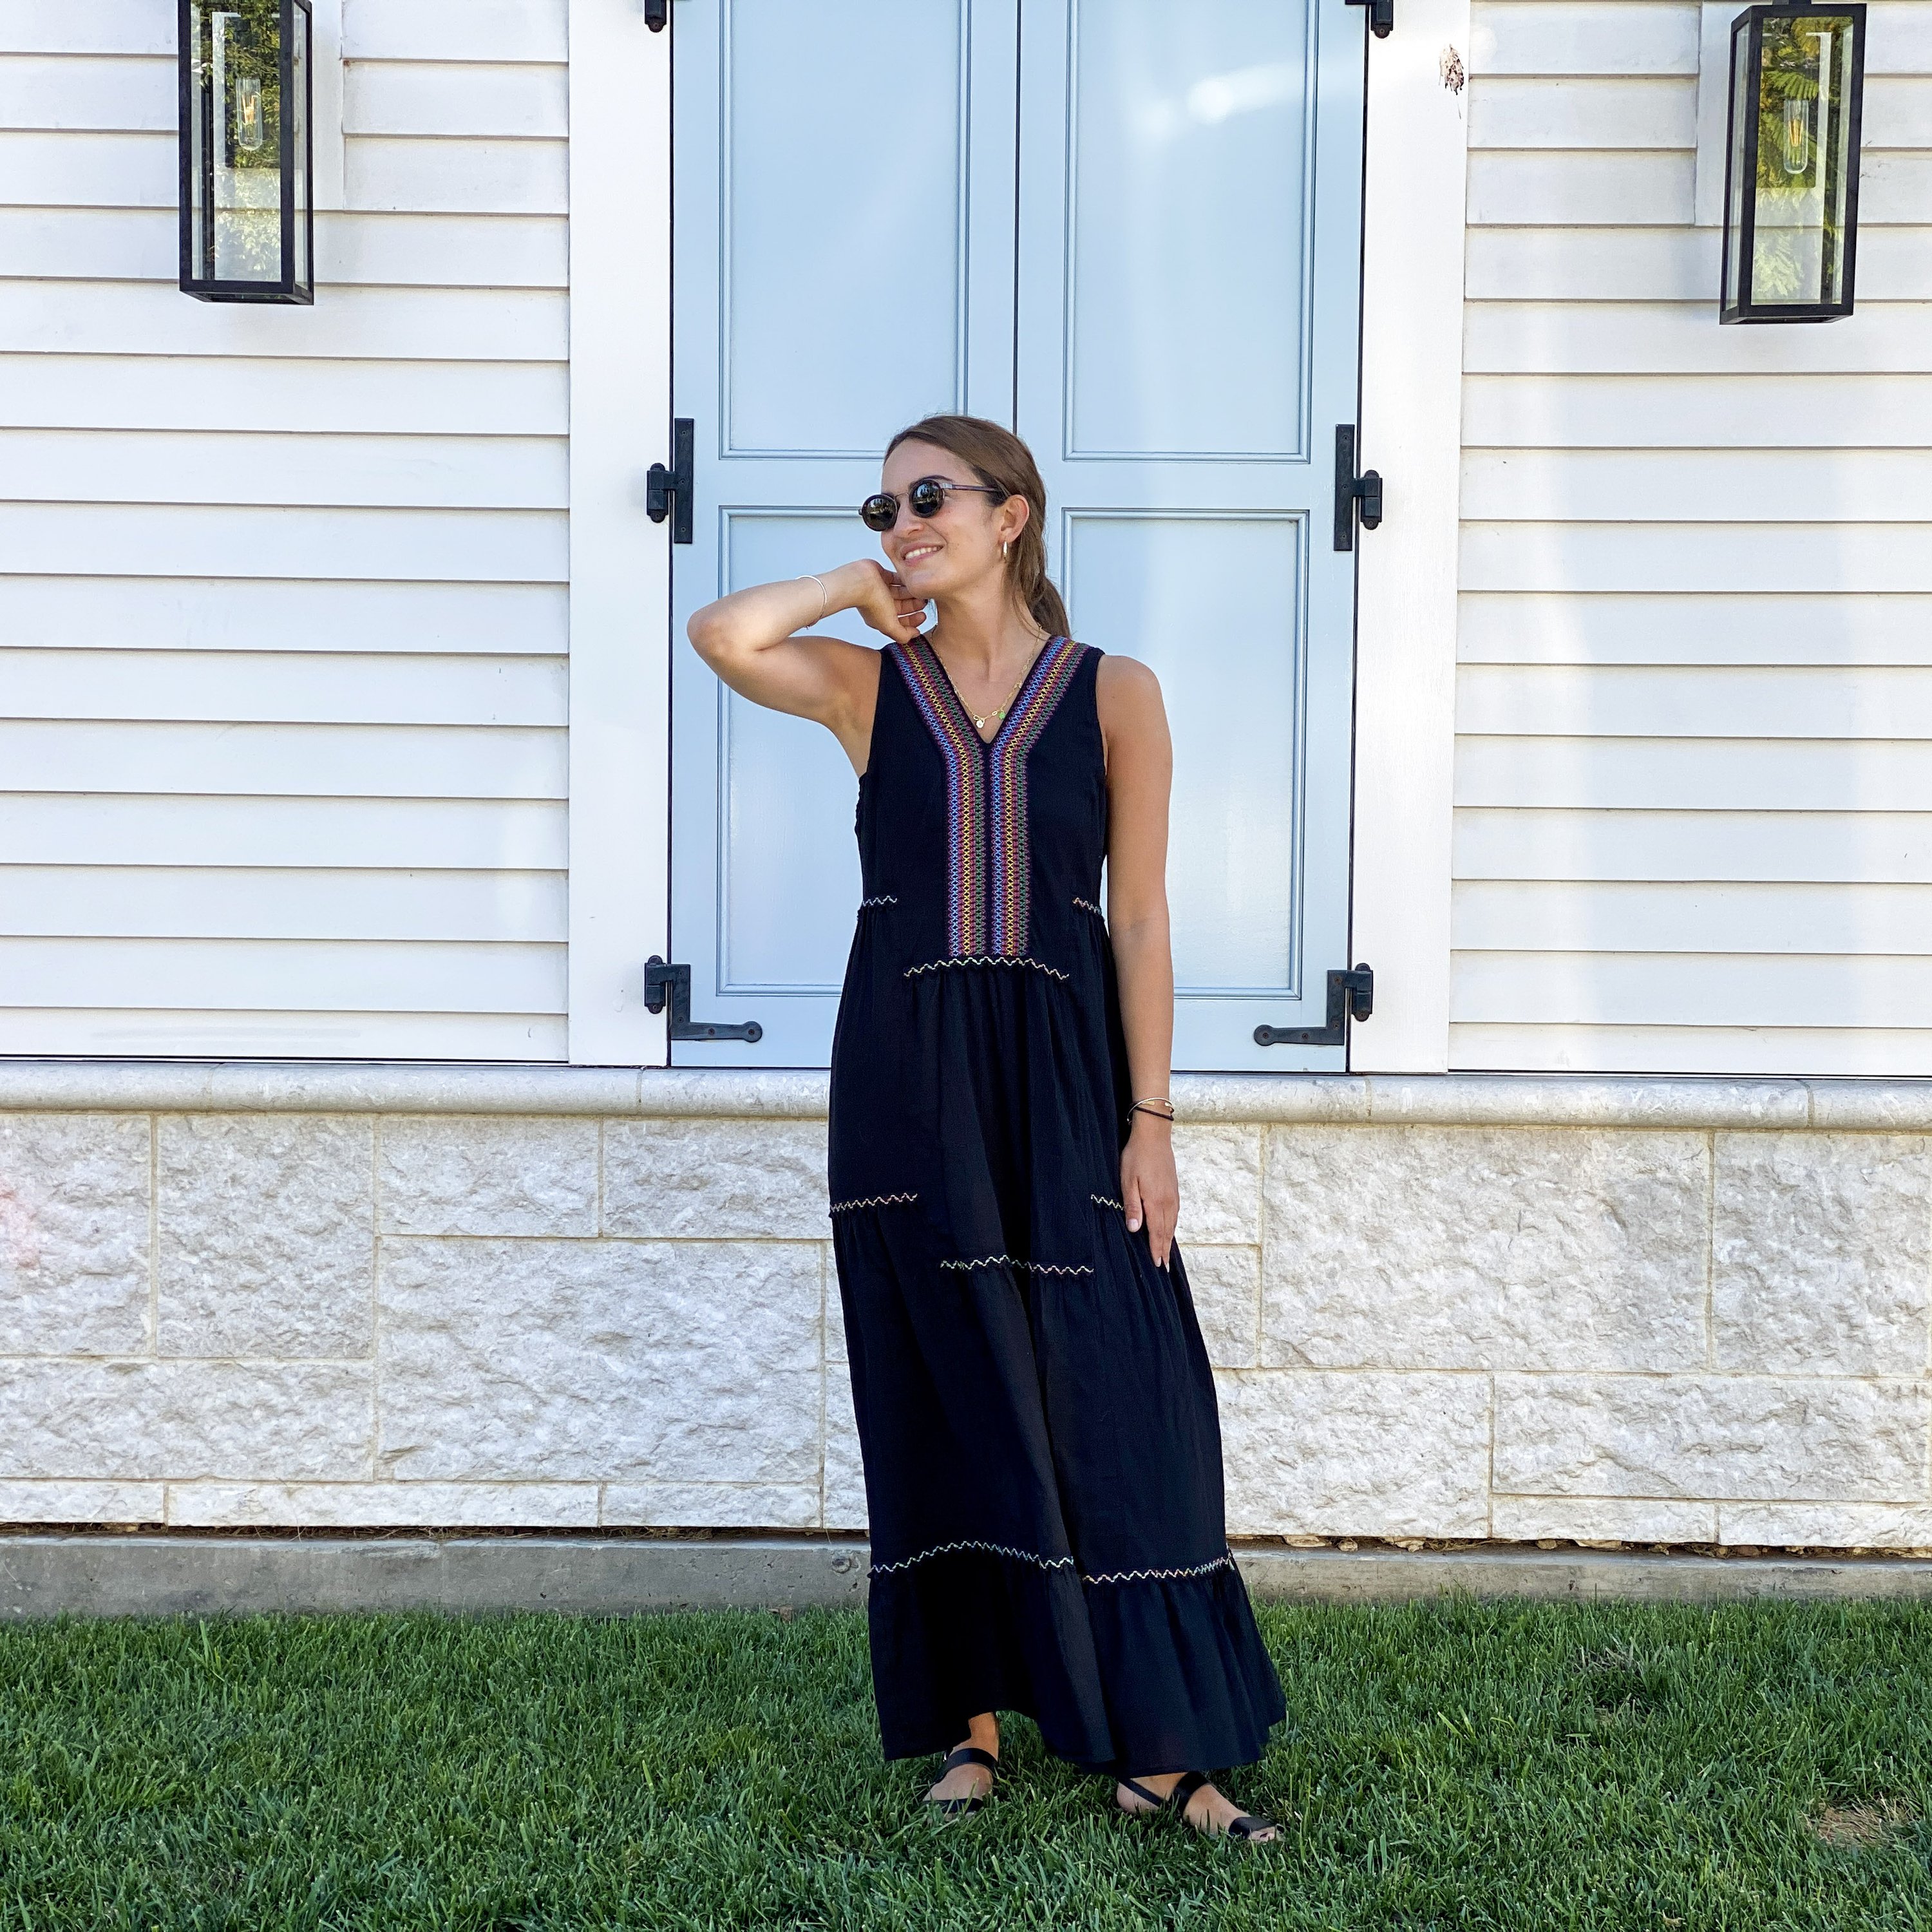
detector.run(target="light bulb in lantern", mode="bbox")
[1782,93,1811,173]
[236,72,265,153]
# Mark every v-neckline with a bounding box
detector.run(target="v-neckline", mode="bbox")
[916,633,1056,752]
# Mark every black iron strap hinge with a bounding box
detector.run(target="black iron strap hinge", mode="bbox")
[645,0,668,30]
[645,958,764,1043]
[1255,964,1374,1049]
[1346,0,1394,36]
[647,417,694,544]
[1333,424,1383,552]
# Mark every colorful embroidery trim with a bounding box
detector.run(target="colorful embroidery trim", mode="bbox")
[891,634,1088,956]
[857,894,898,911]
[1072,895,1105,919]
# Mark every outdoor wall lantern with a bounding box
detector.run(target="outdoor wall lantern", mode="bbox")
[1721,3,1865,322]
[178,0,314,303]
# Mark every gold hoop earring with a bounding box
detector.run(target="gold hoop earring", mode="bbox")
[1002,542,1010,558]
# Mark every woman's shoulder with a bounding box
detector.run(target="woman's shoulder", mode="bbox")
[1092,650,1160,697]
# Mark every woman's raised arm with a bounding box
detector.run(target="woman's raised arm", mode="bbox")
[686,559,925,774]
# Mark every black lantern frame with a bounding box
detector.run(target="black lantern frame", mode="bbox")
[178,0,314,303]
[1720,2,1865,323]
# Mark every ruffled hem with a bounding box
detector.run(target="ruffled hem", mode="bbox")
[866,1546,1284,1774]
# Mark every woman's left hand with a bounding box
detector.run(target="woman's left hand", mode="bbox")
[1120,1117,1179,1268]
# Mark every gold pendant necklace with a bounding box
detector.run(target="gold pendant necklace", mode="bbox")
[968,639,1046,734]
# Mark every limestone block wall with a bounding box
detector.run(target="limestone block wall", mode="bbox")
[2,1066,1929,1550]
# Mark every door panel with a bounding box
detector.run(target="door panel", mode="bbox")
[1019,0,1365,1069]
[671,0,1019,1063]
[1061,511,1306,992]
[1063,1,1312,459]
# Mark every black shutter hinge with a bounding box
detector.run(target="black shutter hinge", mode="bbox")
[1255,964,1374,1049]
[644,958,764,1043]
[647,417,694,544]
[645,0,668,30]
[1333,424,1383,551]
[1346,0,1394,36]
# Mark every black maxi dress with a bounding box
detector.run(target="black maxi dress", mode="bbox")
[828,631,1286,1778]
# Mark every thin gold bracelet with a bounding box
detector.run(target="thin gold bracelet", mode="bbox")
[797,573,829,623]
[1128,1097,1176,1125]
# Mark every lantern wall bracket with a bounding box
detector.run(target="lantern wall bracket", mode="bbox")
[645,0,668,28]
[647,417,694,544]
[644,958,764,1043]
[1255,965,1376,1049]
[1346,0,1394,37]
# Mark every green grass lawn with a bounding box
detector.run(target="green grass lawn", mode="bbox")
[2,1597,1930,1929]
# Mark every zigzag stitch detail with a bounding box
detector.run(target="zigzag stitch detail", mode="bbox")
[868,1542,1238,1585]
[940,1255,1095,1276]
[1081,1551,1238,1586]
[828,1191,918,1215]
[869,1539,1076,1578]
[1092,1193,1124,1211]
[857,894,898,910]
[1072,896,1105,918]
[904,955,1070,983]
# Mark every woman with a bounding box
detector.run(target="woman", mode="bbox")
[688,415,1285,1841]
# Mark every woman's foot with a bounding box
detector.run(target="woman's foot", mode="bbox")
[925,1714,999,1811]
[1115,1770,1279,1842]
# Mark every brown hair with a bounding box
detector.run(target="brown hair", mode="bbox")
[884,414,1072,639]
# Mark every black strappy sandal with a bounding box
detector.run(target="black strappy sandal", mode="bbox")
[925,1744,999,1819]
[1119,1770,1278,1842]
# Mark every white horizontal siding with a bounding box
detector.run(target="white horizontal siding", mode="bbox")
[1464,228,1932,301]
[1462,449,1932,522]
[1459,737,1932,813]
[0,356,566,432]
[0,503,566,581]
[0,430,568,509]
[1459,7,1932,1075]
[1464,372,1932,444]
[0,796,567,869]
[0,209,569,287]
[0,16,571,1061]
[1,651,566,725]
[0,578,567,654]
[1459,593,1932,665]
[0,282,565,358]
[343,62,569,138]
[0,1009,567,1059]
[0,867,565,942]
[1457,810,1932,884]
[0,722,565,799]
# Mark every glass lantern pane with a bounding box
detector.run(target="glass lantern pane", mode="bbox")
[1723,21,1751,307]
[1751,11,1855,308]
[290,2,310,288]
[207,0,285,283]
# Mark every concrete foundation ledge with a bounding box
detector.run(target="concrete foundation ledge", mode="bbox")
[5,1535,1932,1620]
[5,1061,1932,1129]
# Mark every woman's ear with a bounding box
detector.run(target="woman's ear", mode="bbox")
[997,494,1030,546]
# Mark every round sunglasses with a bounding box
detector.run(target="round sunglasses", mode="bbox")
[859,477,1006,533]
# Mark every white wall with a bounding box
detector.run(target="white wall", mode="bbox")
[1455,0,1932,1076]
[0,0,571,1060]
